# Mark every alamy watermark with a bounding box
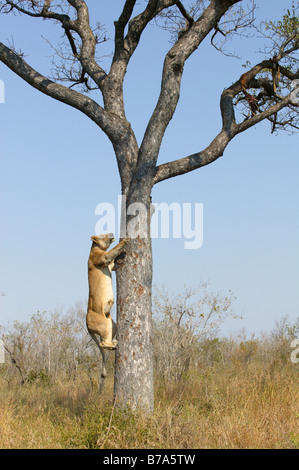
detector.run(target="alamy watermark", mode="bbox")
[291,338,299,364]
[0,339,4,364]
[95,195,203,249]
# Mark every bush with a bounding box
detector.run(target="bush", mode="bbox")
[153,283,237,381]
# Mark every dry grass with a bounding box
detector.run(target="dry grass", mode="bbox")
[0,359,298,449]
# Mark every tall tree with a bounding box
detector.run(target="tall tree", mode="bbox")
[0,0,298,411]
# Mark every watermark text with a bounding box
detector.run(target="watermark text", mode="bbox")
[291,338,299,364]
[95,196,203,250]
[0,339,5,364]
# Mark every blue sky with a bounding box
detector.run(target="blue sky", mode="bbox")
[0,1,298,336]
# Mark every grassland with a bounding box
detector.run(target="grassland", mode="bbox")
[1,304,298,449]
[0,358,298,449]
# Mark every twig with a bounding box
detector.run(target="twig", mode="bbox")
[97,402,116,449]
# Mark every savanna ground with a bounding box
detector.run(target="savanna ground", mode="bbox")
[1,361,298,449]
[0,288,298,449]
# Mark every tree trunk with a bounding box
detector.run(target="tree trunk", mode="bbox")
[114,185,154,412]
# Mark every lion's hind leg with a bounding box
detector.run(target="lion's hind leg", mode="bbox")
[88,329,107,378]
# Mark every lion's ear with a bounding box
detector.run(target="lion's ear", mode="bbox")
[91,236,98,243]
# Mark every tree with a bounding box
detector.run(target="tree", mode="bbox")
[1,304,105,386]
[0,0,298,412]
[153,283,236,382]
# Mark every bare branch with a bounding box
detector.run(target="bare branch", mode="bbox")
[153,51,299,184]
[236,91,297,133]
[276,29,298,60]
[0,41,118,137]
[210,1,256,57]
[1,0,72,22]
[153,89,294,185]
[102,0,178,116]
[153,128,231,184]
[114,0,137,57]
[267,113,299,133]
[1,0,107,88]
[136,0,242,178]
[65,0,107,87]
[175,1,194,27]
[64,26,79,58]
[4,344,26,384]
[1,0,297,189]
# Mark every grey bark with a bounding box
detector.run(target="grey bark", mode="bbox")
[0,0,298,412]
[115,197,154,410]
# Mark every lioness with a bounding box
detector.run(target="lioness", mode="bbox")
[86,233,130,375]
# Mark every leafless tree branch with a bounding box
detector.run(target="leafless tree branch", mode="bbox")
[0,0,107,89]
[0,41,125,139]
[153,51,299,184]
